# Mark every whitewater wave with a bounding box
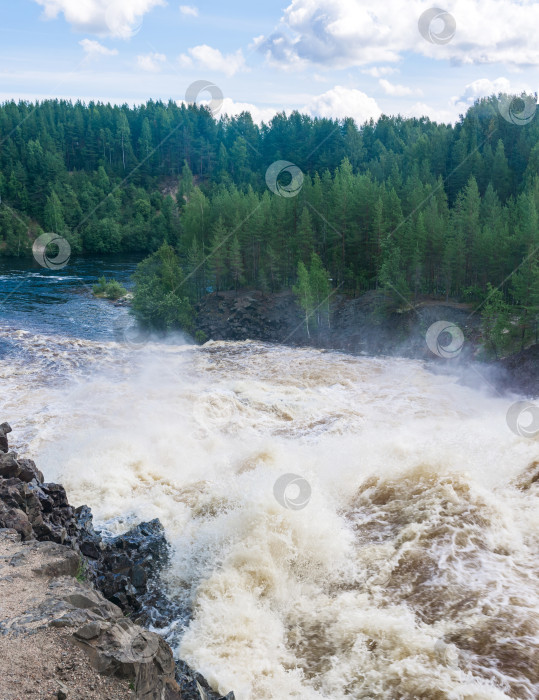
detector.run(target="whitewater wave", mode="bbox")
[0,331,537,699]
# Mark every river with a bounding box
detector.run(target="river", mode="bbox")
[0,257,538,700]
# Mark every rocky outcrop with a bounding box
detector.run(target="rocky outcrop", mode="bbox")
[75,506,181,625]
[194,289,482,359]
[0,422,236,700]
[0,424,174,621]
[498,343,539,398]
[0,529,181,699]
[194,290,539,398]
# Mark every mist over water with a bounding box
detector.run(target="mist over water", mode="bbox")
[1,315,538,700]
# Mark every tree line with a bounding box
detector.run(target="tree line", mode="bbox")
[0,95,537,352]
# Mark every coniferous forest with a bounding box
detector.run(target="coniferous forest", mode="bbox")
[0,95,538,350]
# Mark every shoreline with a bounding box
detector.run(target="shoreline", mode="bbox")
[193,289,539,399]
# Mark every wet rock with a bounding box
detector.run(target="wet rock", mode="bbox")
[176,660,235,700]
[76,508,176,622]
[0,422,11,453]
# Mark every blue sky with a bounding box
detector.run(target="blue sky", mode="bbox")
[1,0,538,125]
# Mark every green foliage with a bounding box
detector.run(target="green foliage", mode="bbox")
[76,557,88,582]
[132,243,193,331]
[195,330,208,345]
[92,276,128,300]
[0,95,537,345]
[293,255,333,335]
[481,283,513,358]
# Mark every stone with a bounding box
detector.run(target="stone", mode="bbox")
[73,621,102,640]
[0,504,33,540]
[0,452,21,479]
[18,458,44,483]
[57,681,69,699]
[74,618,182,698]
[0,422,11,454]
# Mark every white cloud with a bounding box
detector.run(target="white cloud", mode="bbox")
[79,39,118,57]
[178,45,247,77]
[304,85,381,124]
[403,102,456,123]
[256,0,539,68]
[179,4,198,16]
[137,52,167,72]
[33,0,166,39]
[379,79,421,97]
[456,77,513,103]
[220,98,278,124]
[452,77,535,112]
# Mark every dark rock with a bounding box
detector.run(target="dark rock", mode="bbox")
[57,682,69,700]
[0,452,21,479]
[498,344,539,398]
[18,458,44,483]
[176,660,236,700]
[76,509,174,621]
[0,503,33,540]
[0,422,11,453]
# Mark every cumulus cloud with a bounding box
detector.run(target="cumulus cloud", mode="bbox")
[137,52,166,72]
[179,4,198,16]
[451,76,536,112]
[79,38,118,57]
[178,45,247,77]
[33,0,166,38]
[256,0,539,68]
[304,86,381,124]
[379,79,421,97]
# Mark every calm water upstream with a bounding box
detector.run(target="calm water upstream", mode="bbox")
[0,257,537,699]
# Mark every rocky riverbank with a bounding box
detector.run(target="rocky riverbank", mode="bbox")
[194,289,539,398]
[0,422,235,700]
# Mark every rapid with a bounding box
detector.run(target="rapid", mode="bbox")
[0,260,538,700]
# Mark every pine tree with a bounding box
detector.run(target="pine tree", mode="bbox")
[229,235,244,293]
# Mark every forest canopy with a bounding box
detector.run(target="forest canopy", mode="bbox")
[0,95,537,348]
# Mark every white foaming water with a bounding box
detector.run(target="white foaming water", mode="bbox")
[1,330,538,700]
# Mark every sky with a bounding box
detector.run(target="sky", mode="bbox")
[1,0,538,125]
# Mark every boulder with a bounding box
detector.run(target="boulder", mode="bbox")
[74,618,182,699]
[0,421,11,453]
[0,452,21,478]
